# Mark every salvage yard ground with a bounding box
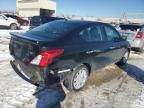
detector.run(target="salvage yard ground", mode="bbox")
[0,30,144,108]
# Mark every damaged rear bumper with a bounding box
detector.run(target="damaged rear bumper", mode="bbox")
[10,60,71,87]
[10,60,46,87]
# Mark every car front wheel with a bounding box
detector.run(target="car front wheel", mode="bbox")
[64,64,89,91]
[10,23,17,30]
[117,50,129,66]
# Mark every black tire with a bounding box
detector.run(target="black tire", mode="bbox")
[10,23,17,30]
[117,50,129,66]
[63,64,89,91]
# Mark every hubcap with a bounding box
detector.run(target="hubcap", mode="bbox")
[73,67,88,90]
[123,51,129,63]
[12,25,16,30]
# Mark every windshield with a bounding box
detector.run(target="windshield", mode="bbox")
[0,15,8,20]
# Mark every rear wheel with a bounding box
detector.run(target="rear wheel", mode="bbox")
[117,50,129,66]
[63,64,89,91]
[10,23,17,30]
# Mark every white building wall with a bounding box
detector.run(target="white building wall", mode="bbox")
[17,0,39,9]
[16,0,56,17]
[39,0,56,10]
[18,9,40,17]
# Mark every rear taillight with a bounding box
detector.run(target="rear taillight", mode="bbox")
[30,49,64,67]
[136,32,143,38]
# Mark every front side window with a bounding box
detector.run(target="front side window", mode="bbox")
[104,26,120,41]
[79,25,103,42]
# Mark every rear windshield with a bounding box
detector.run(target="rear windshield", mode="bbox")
[120,25,141,32]
[26,20,81,41]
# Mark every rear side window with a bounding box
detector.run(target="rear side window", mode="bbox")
[104,26,120,41]
[7,15,18,19]
[42,17,49,23]
[79,25,103,42]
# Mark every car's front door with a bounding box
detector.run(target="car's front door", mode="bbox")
[103,24,125,63]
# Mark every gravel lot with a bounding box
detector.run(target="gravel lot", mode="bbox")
[0,30,144,108]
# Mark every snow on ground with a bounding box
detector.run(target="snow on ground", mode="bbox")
[0,29,144,108]
[0,26,29,62]
[62,52,144,108]
[0,28,37,108]
[0,26,29,37]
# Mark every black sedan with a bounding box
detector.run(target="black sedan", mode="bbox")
[9,20,130,91]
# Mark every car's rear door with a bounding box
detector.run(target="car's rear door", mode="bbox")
[72,23,118,70]
[77,24,111,69]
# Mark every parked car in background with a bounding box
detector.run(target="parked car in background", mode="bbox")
[119,23,144,52]
[29,16,64,29]
[5,14,29,26]
[9,20,130,91]
[0,14,19,30]
[110,22,120,30]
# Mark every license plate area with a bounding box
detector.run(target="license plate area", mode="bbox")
[13,41,28,59]
[14,45,22,58]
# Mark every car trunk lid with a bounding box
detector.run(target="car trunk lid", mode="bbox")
[119,30,137,41]
[119,24,142,41]
[9,32,46,64]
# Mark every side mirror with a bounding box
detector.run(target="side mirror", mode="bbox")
[112,36,127,42]
[120,36,127,41]
[112,37,121,42]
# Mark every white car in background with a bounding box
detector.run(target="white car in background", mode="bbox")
[0,14,20,30]
[119,23,144,52]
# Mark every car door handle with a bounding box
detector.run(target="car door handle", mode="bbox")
[110,47,116,49]
[86,49,102,54]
